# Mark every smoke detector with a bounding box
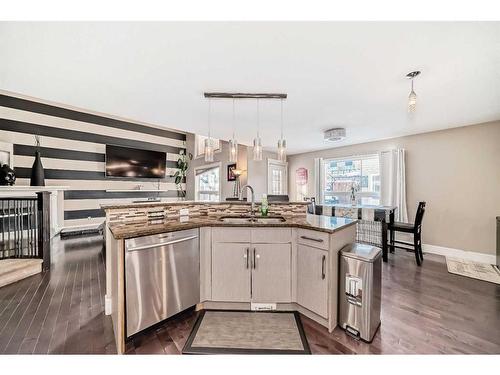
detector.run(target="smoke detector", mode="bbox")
[324,128,346,142]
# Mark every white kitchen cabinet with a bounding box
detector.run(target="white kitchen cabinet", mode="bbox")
[210,229,292,303]
[211,242,251,302]
[251,244,291,303]
[296,244,329,318]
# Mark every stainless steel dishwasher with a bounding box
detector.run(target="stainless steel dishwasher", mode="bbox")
[125,228,200,337]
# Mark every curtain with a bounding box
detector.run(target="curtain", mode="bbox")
[313,157,323,203]
[380,149,408,222]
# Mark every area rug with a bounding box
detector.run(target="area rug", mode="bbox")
[446,257,500,284]
[182,310,311,354]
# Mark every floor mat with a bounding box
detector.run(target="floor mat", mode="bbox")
[446,257,500,284]
[182,310,311,354]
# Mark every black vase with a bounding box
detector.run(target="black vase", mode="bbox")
[30,150,45,186]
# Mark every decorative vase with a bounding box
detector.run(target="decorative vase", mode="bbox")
[0,164,16,186]
[30,150,45,186]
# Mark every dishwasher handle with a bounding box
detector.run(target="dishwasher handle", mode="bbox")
[127,235,198,252]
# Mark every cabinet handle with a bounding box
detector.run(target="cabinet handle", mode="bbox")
[253,248,257,269]
[301,235,324,243]
[245,248,249,269]
[321,255,326,280]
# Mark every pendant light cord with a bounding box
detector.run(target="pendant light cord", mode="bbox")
[232,99,236,140]
[280,99,284,140]
[257,99,260,138]
[207,98,212,139]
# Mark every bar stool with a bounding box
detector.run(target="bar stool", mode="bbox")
[388,202,426,266]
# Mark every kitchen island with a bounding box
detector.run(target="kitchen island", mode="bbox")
[103,201,357,354]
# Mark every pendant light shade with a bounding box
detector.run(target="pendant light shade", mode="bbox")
[229,139,238,163]
[228,99,238,163]
[253,99,263,161]
[406,71,420,113]
[204,138,214,162]
[205,99,214,162]
[408,87,417,113]
[253,137,262,161]
[277,99,287,162]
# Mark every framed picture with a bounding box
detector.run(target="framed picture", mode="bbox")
[227,163,237,181]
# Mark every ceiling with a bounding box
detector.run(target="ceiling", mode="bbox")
[1,22,499,155]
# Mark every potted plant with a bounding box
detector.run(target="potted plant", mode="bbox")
[173,150,193,199]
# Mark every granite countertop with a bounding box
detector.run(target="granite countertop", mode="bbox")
[102,200,309,210]
[107,214,357,239]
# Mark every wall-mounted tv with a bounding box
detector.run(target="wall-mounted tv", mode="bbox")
[105,145,166,179]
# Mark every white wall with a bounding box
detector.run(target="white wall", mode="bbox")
[247,148,278,202]
[185,135,248,201]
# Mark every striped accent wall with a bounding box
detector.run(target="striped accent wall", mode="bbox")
[0,92,187,229]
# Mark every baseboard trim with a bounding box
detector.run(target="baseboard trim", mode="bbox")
[423,244,496,265]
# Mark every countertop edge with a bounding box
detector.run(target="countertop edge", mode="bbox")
[107,218,358,240]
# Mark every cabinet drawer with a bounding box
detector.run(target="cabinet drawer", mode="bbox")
[297,229,329,250]
[212,227,251,243]
[251,228,292,243]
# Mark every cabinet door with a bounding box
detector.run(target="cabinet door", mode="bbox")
[296,244,328,318]
[251,244,291,303]
[212,242,251,302]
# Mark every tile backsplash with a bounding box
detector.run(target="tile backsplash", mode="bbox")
[105,202,308,224]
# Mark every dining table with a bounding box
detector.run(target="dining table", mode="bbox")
[308,203,397,262]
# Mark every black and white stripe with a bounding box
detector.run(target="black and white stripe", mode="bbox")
[0,92,187,228]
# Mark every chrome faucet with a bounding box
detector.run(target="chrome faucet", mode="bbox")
[239,184,255,217]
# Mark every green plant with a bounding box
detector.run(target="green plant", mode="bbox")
[173,150,193,198]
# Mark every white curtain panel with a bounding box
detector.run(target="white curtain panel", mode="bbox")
[314,157,323,203]
[380,149,408,222]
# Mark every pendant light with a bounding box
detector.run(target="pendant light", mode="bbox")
[406,71,420,113]
[228,99,238,163]
[277,98,287,162]
[253,99,263,161]
[204,98,214,162]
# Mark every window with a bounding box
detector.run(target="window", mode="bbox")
[194,135,221,159]
[195,163,220,201]
[320,154,380,205]
[267,159,288,195]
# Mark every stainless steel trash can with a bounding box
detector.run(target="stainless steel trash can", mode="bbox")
[339,243,382,342]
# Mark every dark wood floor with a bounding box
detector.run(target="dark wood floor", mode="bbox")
[0,235,499,354]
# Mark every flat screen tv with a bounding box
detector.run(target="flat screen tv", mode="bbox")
[105,145,166,178]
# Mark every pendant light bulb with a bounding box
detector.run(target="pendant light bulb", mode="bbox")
[277,99,287,162]
[253,99,262,161]
[205,98,214,162]
[406,71,420,113]
[229,99,238,163]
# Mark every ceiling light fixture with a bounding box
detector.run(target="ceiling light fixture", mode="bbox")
[406,71,420,113]
[277,98,286,162]
[253,99,263,161]
[203,92,287,163]
[324,128,346,142]
[204,98,214,162]
[228,99,238,163]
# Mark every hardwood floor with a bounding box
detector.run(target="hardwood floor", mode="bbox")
[0,234,499,354]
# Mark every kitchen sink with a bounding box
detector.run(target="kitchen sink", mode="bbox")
[218,217,254,224]
[253,217,286,224]
[218,216,286,224]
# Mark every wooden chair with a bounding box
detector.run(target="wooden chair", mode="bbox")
[388,202,426,266]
